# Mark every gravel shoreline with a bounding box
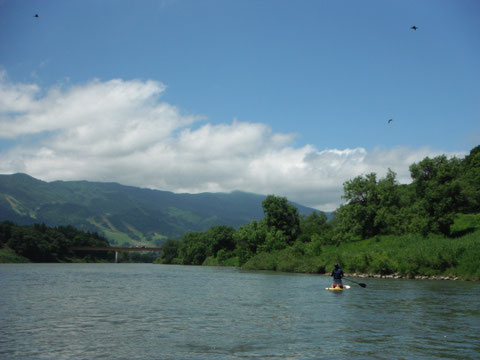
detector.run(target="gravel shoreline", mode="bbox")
[345,273,462,281]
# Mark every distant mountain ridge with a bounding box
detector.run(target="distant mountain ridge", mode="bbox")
[0,173,321,246]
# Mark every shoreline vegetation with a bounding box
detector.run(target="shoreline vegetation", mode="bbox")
[0,224,478,281]
[2,146,480,281]
[155,147,480,282]
[197,226,480,281]
[341,273,463,281]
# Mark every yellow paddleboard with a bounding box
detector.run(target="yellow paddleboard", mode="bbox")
[325,285,351,291]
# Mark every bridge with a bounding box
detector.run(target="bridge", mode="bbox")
[70,247,163,263]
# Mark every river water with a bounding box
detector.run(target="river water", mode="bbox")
[0,264,479,359]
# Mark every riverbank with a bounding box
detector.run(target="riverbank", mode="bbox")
[237,229,480,281]
[0,248,30,263]
[344,273,465,281]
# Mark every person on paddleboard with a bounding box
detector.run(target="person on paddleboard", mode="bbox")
[331,264,344,288]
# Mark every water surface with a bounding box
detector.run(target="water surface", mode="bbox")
[1,264,479,359]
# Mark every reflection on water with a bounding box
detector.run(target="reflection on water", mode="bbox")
[0,264,479,359]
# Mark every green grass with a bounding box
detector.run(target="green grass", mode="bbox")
[316,231,480,279]
[451,213,480,235]
[0,248,30,263]
[242,247,325,274]
[102,230,133,246]
[240,214,480,280]
[88,216,168,247]
[239,231,479,280]
[150,232,167,243]
[166,207,201,223]
[203,255,240,267]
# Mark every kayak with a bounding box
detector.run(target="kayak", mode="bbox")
[325,285,351,291]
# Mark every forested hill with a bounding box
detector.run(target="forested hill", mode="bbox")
[0,173,319,246]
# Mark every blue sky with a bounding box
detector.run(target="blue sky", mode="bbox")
[0,0,479,210]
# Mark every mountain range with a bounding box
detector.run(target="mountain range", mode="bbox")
[0,173,321,246]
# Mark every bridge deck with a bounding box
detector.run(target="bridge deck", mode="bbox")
[70,247,163,252]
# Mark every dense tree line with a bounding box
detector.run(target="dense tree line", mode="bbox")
[0,221,112,262]
[157,194,331,266]
[156,146,480,269]
[335,145,480,240]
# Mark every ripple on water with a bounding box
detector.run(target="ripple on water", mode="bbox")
[1,264,479,360]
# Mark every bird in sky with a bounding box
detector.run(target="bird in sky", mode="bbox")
[411,25,418,30]
[388,119,393,124]
[34,14,39,18]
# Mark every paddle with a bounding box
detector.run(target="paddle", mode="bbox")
[343,277,367,288]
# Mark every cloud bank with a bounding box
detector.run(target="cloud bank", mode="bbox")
[0,73,464,211]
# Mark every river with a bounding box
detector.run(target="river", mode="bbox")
[0,264,479,359]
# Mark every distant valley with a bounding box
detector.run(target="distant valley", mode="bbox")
[0,173,322,246]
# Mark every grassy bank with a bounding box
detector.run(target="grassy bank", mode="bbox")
[318,231,480,280]
[0,248,30,263]
[240,228,480,280]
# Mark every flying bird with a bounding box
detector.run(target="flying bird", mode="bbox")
[34,14,39,18]
[388,119,393,124]
[411,25,418,30]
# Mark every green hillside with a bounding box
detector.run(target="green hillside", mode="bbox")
[0,174,319,246]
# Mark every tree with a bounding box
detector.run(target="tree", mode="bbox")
[409,155,463,235]
[261,195,300,245]
[374,169,403,234]
[336,173,380,239]
[0,221,14,247]
[7,226,53,262]
[160,239,180,264]
[178,232,207,265]
[204,225,235,257]
[298,211,331,244]
[334,170,410,240]
[459,145,480,213]
[259,229,290,252]
[4,222,111,262]
[233,220,268,265]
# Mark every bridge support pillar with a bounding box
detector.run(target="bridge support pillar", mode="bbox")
[115,251,119,263]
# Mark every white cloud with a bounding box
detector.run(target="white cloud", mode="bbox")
[0,75,466,211]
